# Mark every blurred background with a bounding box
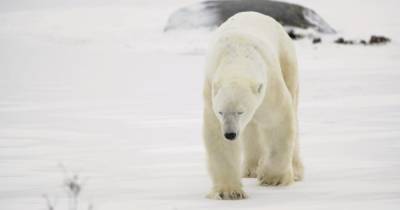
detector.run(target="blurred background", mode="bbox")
[0,0,399,210]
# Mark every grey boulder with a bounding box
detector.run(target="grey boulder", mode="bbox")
[164,0,335,33]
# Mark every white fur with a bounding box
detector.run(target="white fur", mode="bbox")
[203,12,304,200]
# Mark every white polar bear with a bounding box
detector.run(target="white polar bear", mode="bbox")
[202,12,304,200]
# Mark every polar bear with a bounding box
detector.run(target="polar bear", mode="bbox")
[202,12,304,200]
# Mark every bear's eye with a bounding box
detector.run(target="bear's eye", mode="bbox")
[218,112,223,116]
[237,112,244,115]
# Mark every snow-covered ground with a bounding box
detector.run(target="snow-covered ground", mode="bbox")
[1,0,399,209]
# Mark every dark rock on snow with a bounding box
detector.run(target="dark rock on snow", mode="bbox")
[360,40,367,45]
[312,37,322,44]
[335,35,391,45]
[334,37,354,45]
[287,30,304,40]
[369,35,390,44]
[164,0,336,33]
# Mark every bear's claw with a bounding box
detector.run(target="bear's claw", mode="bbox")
[207,189,248,200]
[258,171,294,186]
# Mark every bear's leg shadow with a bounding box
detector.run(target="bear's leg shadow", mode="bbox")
[257,124,295,186]
[241,122,263,178]
[203,109,247,200]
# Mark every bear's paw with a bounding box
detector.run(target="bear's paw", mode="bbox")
[257,170,294,186]
[207,189,248,200]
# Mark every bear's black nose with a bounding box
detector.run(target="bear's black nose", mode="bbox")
[224,132,237,140]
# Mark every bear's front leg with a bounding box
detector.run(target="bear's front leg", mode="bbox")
[257,124,295,186]
[205,140,247,200]
[241,122,263,178]
[203,108,247,200]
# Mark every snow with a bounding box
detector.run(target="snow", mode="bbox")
[0,0,400,210]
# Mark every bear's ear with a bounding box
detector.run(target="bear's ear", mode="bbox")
[253,83,263,95]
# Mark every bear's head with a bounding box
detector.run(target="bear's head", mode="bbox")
[212,80,264,141]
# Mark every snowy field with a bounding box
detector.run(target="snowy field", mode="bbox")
[1,0,400,209]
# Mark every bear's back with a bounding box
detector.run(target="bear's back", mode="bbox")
[217,12,287,53]
[210,12,299,108]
